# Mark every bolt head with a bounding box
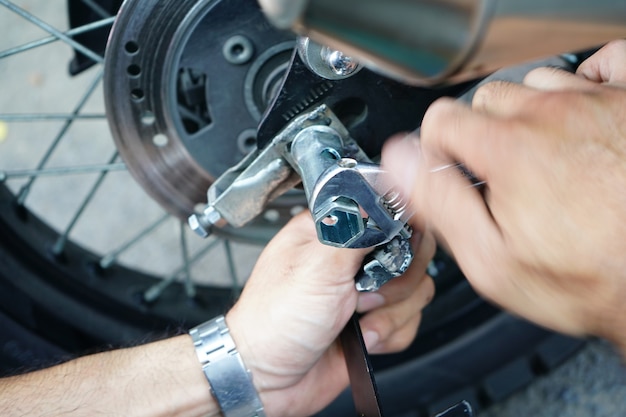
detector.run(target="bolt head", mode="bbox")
[188,214,210,238]
[325,50,360,77]
[188,206,223,238]
[202,206,224,226]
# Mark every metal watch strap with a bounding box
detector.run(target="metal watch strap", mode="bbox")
[190,315,266,417]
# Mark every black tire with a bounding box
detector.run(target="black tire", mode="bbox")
[0,2,584,416]
[0,197,584,416]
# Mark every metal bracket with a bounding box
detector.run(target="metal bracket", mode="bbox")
[189,105,414,291]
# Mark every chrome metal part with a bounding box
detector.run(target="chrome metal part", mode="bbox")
[305,158,411,249]
[323,47,361,77]
[315,196,364,248]
[190,105,413,288]
[289,125,367,247]
[189,146,298,235]
[190,316,267,417]
[297,37,362,80]
[189,206,225,238]
[290,124,410,249]
[357,236,413,292]
[189,106,338,237]
[260,0,626,85]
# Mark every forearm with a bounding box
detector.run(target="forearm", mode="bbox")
[0,335,219,417]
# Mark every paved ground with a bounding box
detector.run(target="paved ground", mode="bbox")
[483,340,626,417]
[1,1,625,416]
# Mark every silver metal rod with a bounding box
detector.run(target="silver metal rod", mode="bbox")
[0,16,115,60]
[16,70,103,205]
[0,114,106,121]
[180,221,196,299]
[0,163,126,182]
[0,0,104,64]
[143,239,221,303]
[223,241,241,299]
[99,213,170,269]
[81,0,111,19]
[52,152,119,256]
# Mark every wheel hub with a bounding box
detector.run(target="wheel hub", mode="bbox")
[104,0,296,225]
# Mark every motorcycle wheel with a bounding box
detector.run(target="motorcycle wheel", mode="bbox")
[0,1,584,416]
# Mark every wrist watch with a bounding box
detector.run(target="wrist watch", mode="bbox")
[190,315,266,417]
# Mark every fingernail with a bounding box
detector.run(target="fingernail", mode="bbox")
[363,331,380,351]
[381,135,421,199]
[356,292,385,313]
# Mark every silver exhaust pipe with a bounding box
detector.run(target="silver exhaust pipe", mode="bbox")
[259,0,626,85]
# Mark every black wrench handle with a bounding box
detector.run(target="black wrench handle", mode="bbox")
[339,313,384,417]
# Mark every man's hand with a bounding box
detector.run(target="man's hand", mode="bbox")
[227,213,435,417]
[0,213,433,417]
[382,41,626,350]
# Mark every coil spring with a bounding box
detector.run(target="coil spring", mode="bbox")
[383,190,408,216]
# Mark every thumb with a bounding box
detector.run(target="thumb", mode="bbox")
[266,213,370,286]
[523,66,600,92]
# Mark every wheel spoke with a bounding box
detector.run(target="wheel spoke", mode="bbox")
[52,152,119,256]
[180,222,196,299]
[0,1,273,319]
[0,114,106,121]
[143,239,221,303]
[17,69,104,205]
[0,0,104,64]
[81,0,112,19]
[0,162,126,182]
[99,213,171,269]
[223,240,242,299]
[0,16,115,60]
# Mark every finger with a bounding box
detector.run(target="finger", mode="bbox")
[411,228,437,270]
[263,212,370,285]
[384,98,502,197]
[384,135,503,281]
[276,212,369,254]
[383,102,505,282]
[472,80,544,118]
[577,40,626,84]
[274,211,319,242]
[369,313,422,354]
[523,67,601,91]
[381,100,501,188]
[360,275,434,353]
[423,98,517,181]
